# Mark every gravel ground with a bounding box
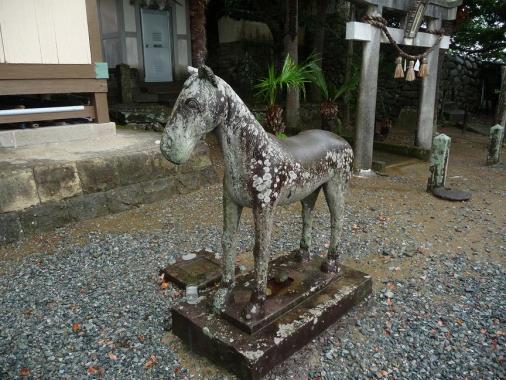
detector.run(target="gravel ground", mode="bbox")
[0,127,505,379]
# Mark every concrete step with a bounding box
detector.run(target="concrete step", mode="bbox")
[0,122,116,148]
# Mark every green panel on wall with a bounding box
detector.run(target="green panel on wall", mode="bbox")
[95,62,109,79]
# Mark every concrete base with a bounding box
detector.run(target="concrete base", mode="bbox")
[0,129,217,244]
[0,122,116,148]
[172,255,372,380]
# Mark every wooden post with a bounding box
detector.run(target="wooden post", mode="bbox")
[353,5,382,174]
[416,18,441,150]
[86,0,110,123]
[487,124,504,165]
[117,64,133,104]
[91,93,109,123]
[427,133,450,191]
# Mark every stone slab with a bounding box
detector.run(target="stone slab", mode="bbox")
[160,250,223,290]
[76,158,121,193]
[222,253,336,334]
[0,212,23,244]
[33,163,82,202]
[66,192,110,222]
[0,169,39,213]
[432,187,471,201]
[18,201,71,234]
[172,264,372,380]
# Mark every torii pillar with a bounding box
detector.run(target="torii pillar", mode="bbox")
[347,0,461,174]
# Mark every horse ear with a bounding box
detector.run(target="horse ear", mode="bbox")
[187,66,198,75]
[198,65,218,87]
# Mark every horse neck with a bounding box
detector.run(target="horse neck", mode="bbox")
[217,86,274,167]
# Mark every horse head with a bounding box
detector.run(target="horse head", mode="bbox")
[160,65,228,164]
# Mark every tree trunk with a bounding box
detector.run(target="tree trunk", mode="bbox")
[342,2,355,130]
[309,0,328,103]
[497,66,506,128]
[284,0,299,130]
[190,0,208,67]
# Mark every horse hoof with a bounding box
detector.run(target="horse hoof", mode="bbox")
[321,260,340,274]
[242,302,264,320]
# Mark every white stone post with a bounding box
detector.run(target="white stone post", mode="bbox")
[427,133,450,191]
[487,124,505,165]
[353,5,382,174]
[416,18,442,150]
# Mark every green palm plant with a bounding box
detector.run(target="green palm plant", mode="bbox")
[307,60,360,133]
[255,54,312,137]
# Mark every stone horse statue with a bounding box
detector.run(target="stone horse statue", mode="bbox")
[160,66,353,320]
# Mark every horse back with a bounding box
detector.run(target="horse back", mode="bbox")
[277,130,351,167]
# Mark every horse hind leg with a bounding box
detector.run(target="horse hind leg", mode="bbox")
[321,174,348,273]
[296,188,320,262]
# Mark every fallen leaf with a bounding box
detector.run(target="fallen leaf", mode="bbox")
[107,352,118,360]
[72,323,81,333]
[144,355,157,369]
[19,368,30,377]
[138,335,145,342]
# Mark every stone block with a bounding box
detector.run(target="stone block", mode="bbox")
[142,177,178,203]
[0,212,23,244]
[67,193,109,222]
[105,183,144,213]
[114,152,153,186]
[177,144,212,174]
[19,201,71,234]
[176,173,201,194]
[150,151,177,178]
[395,107,418,130]
[33,163,82,203]
[199,167,219,185]
[76,158,121,193]
[0,169,39,213]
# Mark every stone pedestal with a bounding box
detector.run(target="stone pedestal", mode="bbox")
[170,252,372,379]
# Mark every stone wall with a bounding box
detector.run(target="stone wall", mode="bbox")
[0,143,216,245]
[440,54,482,112]
[375,47,484,122]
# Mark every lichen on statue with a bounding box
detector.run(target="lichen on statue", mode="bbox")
[160,65,354,320]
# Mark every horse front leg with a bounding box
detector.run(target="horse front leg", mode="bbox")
[243,205,274,320]
[321,176,347,273]
[212,189,242,313]
[297,188,320,262]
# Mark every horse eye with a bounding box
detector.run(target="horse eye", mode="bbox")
[185,98,199,110]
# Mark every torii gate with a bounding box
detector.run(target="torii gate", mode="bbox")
[346,0,462,175]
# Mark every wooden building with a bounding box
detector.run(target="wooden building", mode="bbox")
[0,0,111,147]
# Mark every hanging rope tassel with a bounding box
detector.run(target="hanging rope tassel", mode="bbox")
[418,57,429,78]
[406,60,416,82]
[394,57,404,79]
